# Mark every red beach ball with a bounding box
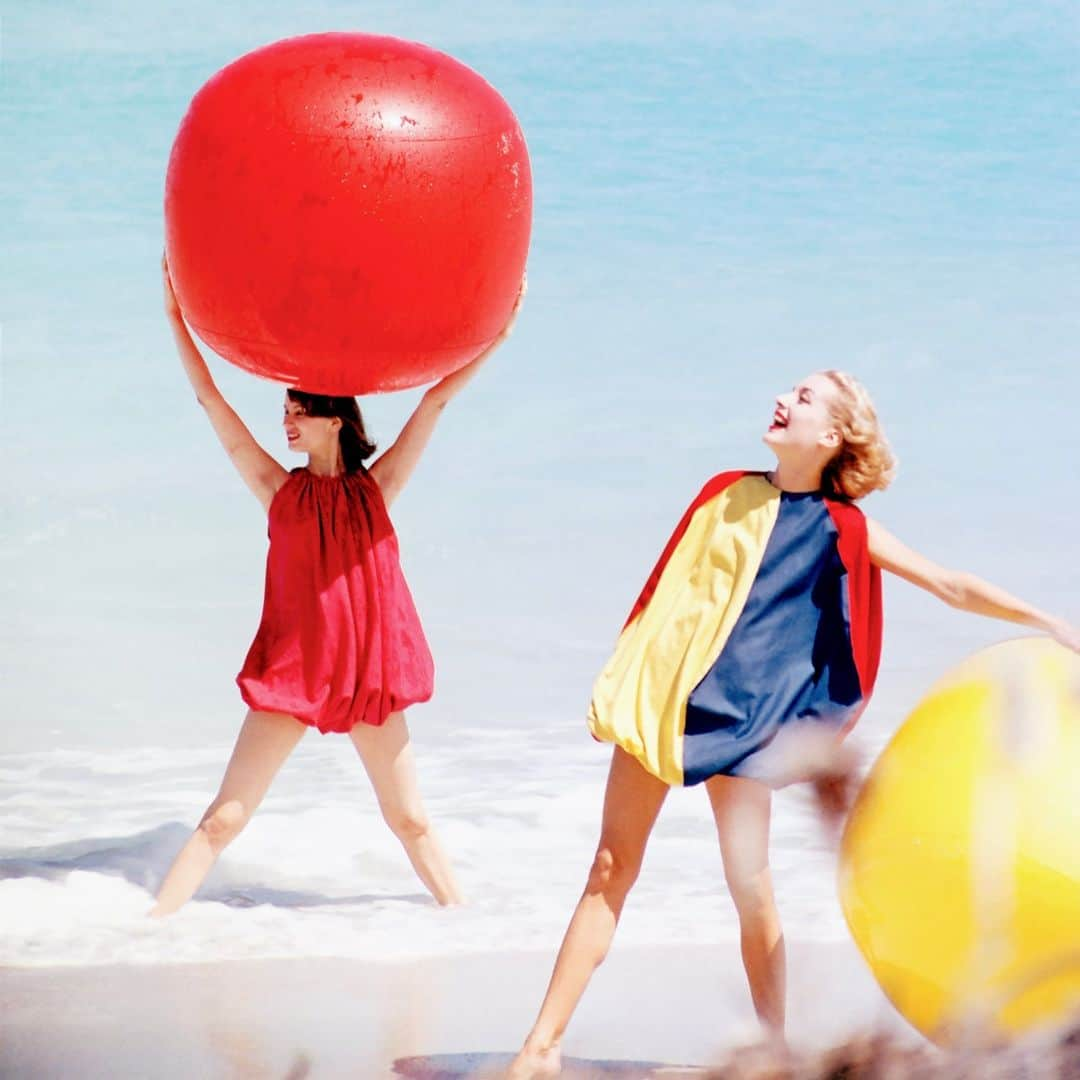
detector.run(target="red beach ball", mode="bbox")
[164,33,532,394]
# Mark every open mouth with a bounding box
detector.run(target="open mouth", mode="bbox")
[769,410,788,430]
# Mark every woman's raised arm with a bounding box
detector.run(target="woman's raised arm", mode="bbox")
[866,518,1079,651]
[163,256,288,512]
[370,275,526,508]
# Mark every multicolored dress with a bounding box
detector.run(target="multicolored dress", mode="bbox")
[588,471,882,786]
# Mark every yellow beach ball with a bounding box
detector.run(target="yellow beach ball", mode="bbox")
[839,637,1080,1044]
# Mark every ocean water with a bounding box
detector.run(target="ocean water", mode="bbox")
[2,0,1078,979]
[0,723,857,968]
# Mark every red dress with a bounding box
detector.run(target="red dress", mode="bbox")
[237,467,434,733]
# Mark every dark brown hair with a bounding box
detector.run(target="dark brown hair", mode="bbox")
[286,390,377,473]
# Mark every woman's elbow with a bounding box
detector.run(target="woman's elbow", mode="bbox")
[935,570,969,609]
[421,389,451,413]
[193,382,222,410]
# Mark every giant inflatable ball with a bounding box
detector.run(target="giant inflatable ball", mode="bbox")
[840,637,1080,1044]
[164,33,532,394]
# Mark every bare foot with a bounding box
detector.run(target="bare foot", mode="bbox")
[505,1040,561,1079]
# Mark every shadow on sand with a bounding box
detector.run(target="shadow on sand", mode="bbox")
[392,1053,703,1079]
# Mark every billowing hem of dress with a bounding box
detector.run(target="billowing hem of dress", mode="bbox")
[237,681,433,735]
[586,710,683,787]
[587,709,851,790]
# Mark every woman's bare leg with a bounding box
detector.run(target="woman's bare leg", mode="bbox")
[508,747,670,1079]
[349,711,463,906]
[150,710,307,917]
[705,774,785,1037]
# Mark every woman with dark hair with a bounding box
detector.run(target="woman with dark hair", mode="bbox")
[152,257,524,916]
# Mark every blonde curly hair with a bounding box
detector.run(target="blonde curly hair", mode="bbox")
[819,370,897,501]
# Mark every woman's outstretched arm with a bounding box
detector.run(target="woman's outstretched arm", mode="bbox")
[163,256,288,512]
[370,275,527,508]
[867,518,1080,652]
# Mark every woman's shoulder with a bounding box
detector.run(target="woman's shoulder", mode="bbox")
[693,468,763,495]
[823,491,867,519]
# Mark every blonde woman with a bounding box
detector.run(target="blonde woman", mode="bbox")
[509,371,1079,1078]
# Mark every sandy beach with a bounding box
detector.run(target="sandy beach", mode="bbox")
[0,940,912,1078]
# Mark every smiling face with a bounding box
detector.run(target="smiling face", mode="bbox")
[282,395,341,456]
[763,372,842,460]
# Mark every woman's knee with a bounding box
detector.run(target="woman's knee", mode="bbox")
[586,843,641,895]
[198,799,250,852]
[382,803,430,841]
[726,867,778,923]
